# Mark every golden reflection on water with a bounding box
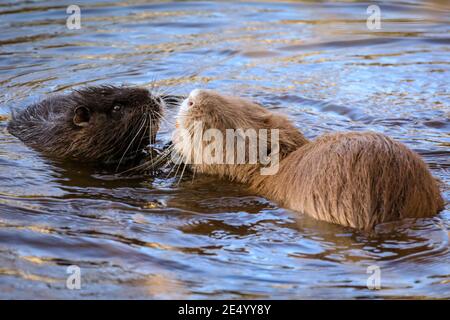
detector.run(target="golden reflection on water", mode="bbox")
[0,0,448,299]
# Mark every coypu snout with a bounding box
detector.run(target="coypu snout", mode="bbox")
[8,85,166,168]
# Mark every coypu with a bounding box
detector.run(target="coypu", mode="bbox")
[171,89,444,231]
[7,85,172,168]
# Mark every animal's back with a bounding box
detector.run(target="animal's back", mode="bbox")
[7,96,71,153]
[270,131,444,230]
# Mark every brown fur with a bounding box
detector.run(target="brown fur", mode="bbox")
[174,89,444,231]
[8,85,166,167]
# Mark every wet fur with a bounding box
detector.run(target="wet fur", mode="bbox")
[8,85,163,166]
[174,89,444,230]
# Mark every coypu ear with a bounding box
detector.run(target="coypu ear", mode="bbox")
[73,106,90,127]
[262,113,308,158]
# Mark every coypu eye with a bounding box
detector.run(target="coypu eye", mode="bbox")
[113,105,122,112]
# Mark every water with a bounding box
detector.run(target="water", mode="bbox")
[0,0,449,299]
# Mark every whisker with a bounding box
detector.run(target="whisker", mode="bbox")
[153,110,171,127]
[119,144,175,175]
[115,116,147,171]
[165,153,183,179]
[116,115,144,151]
[191,166,197,184]
[177,161,188,186]
[117,108,195,176]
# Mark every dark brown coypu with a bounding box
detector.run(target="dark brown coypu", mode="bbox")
[172,89,444,231]
[7,85,171,169]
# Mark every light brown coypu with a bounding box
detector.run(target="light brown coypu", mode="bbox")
[7,85,175,169]
[172,89,444,231]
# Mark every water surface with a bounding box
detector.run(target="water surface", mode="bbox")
[0,0,449,299]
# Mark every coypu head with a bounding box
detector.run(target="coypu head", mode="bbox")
[8,85,166,168]
[172,89,308,182]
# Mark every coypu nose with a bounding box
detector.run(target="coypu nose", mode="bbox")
[185,89,206,108]
[189,89,204,100]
